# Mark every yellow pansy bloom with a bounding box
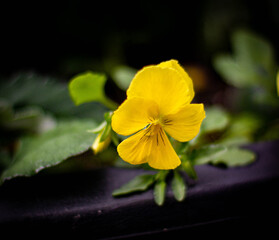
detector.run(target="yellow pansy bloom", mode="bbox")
[111,59,206,170]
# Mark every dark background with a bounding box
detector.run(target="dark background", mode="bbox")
[1,0,279,80]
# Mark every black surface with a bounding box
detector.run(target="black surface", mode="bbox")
[0,141,279,238]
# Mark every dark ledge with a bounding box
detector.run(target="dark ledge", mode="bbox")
[0,141,279,238]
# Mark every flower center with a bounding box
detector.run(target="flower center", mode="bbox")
[151,116,172,127]
[152,118,161,125]
[143,122,162,139]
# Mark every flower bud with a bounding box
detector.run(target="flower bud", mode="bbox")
[92,132,111,155]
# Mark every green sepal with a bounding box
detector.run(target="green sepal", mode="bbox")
[111,131,120,146]
[104,111,113,123]
[87,121,106,134]
[88,111,114,142]
[99,123,111,142]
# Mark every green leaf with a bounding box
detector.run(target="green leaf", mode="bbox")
[211,147,256,167]
[0,73,73,113]
[0,73,108,121]
[216,136,251,148]
[112,174,155,196]
[0,73,60,106]
[111,65,137,90]
[232,30,275,73]
[171,171,186,202]
[201,106,230,133]
[4,107,43,131]
[0,104,56,136]
[213,30,277,90]
[153,180,166,206]
[213,54,260,88]
[192,145,227,165]
[69,71,117,110]
[191,143,255,168]
[218,113,262,146]
[0,120,97,184]
[262,120,279,141]
[0,100,13,123]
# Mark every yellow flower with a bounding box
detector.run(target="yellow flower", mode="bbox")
[92,132,111,155]
[111,59,206,170]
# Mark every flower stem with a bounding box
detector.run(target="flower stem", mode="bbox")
[101,97,119,110]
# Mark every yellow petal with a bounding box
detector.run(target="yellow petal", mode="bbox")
[117,124,181,169]
[117,126,154,165]
[157,59,195,103]
[163,104,206,142]
[111,97,159,136]
[92,133,111,155]
[127,66,191,116]
[147,125,181,170]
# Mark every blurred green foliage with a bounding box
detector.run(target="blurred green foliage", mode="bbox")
[0,73,108,183]
[214,30,277,94]
[213,29,279,141]
[0,73,107,122]
[111,66,137,91]
[0,120,97,183]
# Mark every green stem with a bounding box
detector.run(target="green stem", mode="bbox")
[177,141,190,155]
[155,170,169,181]
[180,155,198,180]
[101,97,119,110]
